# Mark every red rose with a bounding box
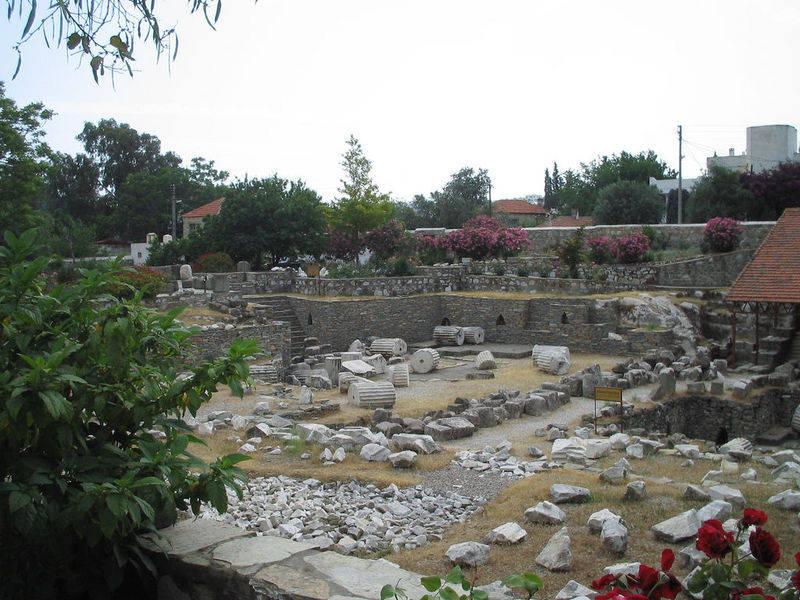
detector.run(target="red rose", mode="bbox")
[749,528,781,567]
[661,549,675,571]
[741,509,768,527]
[730,587,775,600]
[697,519,734,559]
[591,574,617,590]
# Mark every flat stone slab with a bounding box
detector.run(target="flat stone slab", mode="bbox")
[651,509,700,543]
[303,551,428,600]
[212,535,316,570]
[254,563,333,600]
[140,519,251,556]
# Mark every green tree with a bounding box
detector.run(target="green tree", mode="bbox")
[409,193,438,228]
[46,152,102,225]
[77,118,182,202]
[0,229,257,598]
[0,82,52,234]
[593,180,664,224]
[430,167,491,228]
[543,162,563,211]
[6,0,233,81]
[210,176,327,268]
[554,150,674,217]
[739,161,800,220]
[328,135,393,236]
[686,166,755,223]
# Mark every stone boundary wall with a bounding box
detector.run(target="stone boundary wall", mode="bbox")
[520,221,774,254]
[285,294,673,355]
[185,323,292,377]
[625,389,799,441]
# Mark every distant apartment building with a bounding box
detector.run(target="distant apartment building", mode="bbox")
[707,124,800,173]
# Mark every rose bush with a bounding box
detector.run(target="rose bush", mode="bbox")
[688,509,798,600]
[704,217,743,252]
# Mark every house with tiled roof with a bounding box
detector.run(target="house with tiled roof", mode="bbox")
[492,199,549,226]
[181,198,224,237]
[726,208,800,366]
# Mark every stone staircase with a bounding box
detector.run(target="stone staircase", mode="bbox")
[249,295,306,359]
[702,299,797,369]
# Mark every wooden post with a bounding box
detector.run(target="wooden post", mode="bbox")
[731,310,737,368]
[754,302,760,365]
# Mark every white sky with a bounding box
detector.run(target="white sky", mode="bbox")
[2,0,799,204]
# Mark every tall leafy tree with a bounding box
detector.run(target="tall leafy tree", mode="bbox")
[46,152,102,225]
[543,162,564,210]
[431,167,491,228]
[409,194,438,228]
[551,150,674,217]
[593,180,664,224]
[77,119,182,201]
[686,166,755,223]
[328,135,392,236]
[0,82,52,233]
[208,176,327,268]
[740,162,800,220]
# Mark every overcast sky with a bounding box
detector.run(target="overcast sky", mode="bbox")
[2,1,799,204]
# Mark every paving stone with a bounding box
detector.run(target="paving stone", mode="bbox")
[140,519,251,556]
[212,536,315,570]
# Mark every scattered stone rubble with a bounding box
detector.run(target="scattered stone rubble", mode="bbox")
[201,476,486,555]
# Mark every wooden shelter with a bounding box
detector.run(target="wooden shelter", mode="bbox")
[726,208,800,366]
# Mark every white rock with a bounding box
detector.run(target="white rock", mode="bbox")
[707,485,745,510]
[445,541,490,567]
[360,443,390,462]
[484,522,527,545]
[768,489,800,511]
[525,501,567,525]
[696,500,733,523]
[651,509,701,543]
[587,509,622,534]
[550,484,590,504]
[536,527,572,571]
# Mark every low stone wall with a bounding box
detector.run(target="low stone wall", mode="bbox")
[522,221,774,254]
[625,389,799,441]
[654,249,754,287]
[185,323,292,377]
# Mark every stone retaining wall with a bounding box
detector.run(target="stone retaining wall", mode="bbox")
[185,323,292,377]
[625,389,800,441]
[283,294,673,355]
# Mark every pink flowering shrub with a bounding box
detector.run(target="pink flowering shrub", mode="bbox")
[612,232,650,264]
[415,234,448,265]
[363,219,412,262]
[327,229,364,261]
[442,216,529,260]
[704,217,743,252]
[587,236,616,263]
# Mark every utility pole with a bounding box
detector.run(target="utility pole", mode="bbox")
[171,184,177,239]
[677,125,683,224]
[487,180,493,217]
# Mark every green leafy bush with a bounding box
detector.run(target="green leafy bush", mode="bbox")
[492,262,507,276]
[516,265,530,277]
[383,256,417,277]
[554,226,586,276]
[0,230,258,599]
[193,251,235,273]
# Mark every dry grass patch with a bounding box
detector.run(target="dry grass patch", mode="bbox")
[388,453,800,594]
[163,305,231,324]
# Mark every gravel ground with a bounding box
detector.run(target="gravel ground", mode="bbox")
[417,396,596,500]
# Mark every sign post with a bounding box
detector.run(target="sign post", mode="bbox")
[594,386,623,432]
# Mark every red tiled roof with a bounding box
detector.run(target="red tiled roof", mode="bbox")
[726,208,800,303]
[537,216,595,228]
[492,200,549,215]
[182,197,224,218]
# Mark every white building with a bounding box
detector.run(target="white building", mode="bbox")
[707,124,800,173]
